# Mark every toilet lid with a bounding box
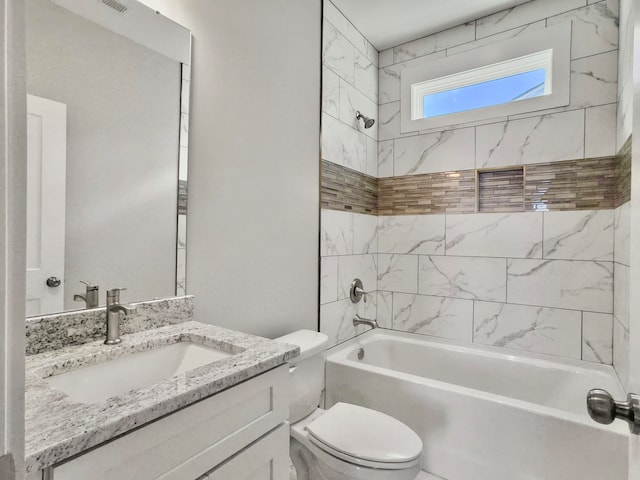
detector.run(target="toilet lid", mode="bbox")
[305,403,422,464]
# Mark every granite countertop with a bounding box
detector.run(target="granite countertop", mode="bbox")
[25,321,299,473]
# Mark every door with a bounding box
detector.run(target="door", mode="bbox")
[26,94,67,316]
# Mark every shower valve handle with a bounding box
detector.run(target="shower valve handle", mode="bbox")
[350,278,368,303]
[587,389,640,434]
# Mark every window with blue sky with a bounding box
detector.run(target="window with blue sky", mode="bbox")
[409,48,558,126]
[422,68,547,119]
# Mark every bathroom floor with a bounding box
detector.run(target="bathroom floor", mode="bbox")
[417,472,445,480]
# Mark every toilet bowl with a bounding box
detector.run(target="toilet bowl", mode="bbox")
[276,330,422,480]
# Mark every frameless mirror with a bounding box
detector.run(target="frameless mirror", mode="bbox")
[25,0,191,317]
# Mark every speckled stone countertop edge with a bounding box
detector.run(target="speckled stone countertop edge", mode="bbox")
[24,321,299,473]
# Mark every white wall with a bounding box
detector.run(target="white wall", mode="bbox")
[138,0,321,338]
[26,0,180,310]
[0,0,26,476]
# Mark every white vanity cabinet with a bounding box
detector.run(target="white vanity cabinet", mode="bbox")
[202,423,289,480]
[31,365,289,480]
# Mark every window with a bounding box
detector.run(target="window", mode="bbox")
[400,22,571,132]
[415,50,552,120]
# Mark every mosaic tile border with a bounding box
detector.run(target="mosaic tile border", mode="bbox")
[321,144,631,216]
[477,168,524,213]
[616,136,631,207]
[321,160,378,215]
[525,157,618,212]
[378,170,476,215]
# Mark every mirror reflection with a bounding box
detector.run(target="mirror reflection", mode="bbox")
[25,0,190,317]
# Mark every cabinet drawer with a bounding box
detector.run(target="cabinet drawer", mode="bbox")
[206,423,289,480]
[52,365,288,480]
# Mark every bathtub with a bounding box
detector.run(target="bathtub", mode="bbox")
[324,330,628,480]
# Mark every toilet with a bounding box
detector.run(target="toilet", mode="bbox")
[276,330,422,480]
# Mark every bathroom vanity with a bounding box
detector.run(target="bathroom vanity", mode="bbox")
[23,309,298,480]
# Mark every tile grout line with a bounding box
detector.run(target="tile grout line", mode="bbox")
[471,298,476,344]
[367,291,613,316]
[322,250,617,263]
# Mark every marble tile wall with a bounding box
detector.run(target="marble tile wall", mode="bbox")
[321,2,380,347]
[320,209,381,347]
[322,1,377,177]
[617,0,633,150]
[387,211,614,363]
[613,200,630,387]
[378,0,619,177]
[321,209,617,362]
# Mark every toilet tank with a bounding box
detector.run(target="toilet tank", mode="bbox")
[275,330,328,423]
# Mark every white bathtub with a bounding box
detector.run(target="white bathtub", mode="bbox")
[325,330,628,480]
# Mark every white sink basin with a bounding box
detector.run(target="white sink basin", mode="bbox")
[45,342,231,403]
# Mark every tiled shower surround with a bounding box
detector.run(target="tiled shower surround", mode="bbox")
[320,0,630,370]
[322,207,624,364]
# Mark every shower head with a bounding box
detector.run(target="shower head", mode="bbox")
[356,111,375,129]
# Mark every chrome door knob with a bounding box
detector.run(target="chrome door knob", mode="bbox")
[587,388,640,434]
[46,276,62,288]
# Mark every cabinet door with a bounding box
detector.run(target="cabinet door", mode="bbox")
[207,423,289,480]
[52,366,287,480]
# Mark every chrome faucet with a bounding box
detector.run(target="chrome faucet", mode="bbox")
[353,314,378,330]
[73,280,100,308]
[105,288,137,345]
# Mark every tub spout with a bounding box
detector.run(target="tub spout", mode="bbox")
[353,314,378,330]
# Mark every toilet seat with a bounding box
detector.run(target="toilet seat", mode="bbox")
[307,435,419,470]
[305,402,422,470]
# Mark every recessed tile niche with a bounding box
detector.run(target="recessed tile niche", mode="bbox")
[476,167,525,213]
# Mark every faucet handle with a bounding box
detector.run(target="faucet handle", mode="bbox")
[355,287,368,303]
[350,279,368,304]
[107,287,127,301]
[80,280,99,291]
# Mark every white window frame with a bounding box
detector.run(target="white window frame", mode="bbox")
[412,49,553,120]
[400,22,571,132]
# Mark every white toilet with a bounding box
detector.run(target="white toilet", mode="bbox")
[276,330,422,480]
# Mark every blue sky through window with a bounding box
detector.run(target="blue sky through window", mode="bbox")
[423,68,546,118]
